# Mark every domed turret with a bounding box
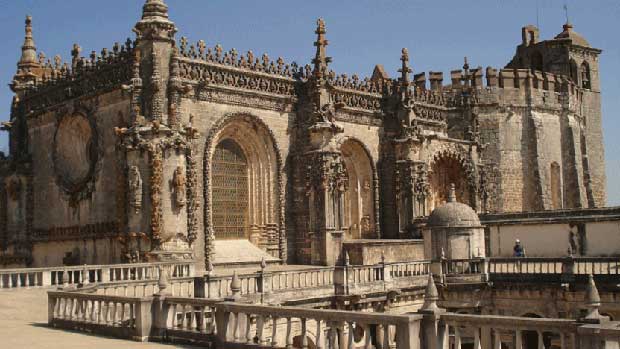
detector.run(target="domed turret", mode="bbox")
[428,184,481,228]
[424,184,485,260]
[554,22,590,47]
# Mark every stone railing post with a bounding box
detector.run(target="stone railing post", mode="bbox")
[334,253,350,295]
[101,267,111,283]
[204,261,214,298]
[133,298,154,342]
[382,252,392,290]
[41,270,52,287]
[396,316,422,349]
[480,258,489,282]
[258,258,271,303]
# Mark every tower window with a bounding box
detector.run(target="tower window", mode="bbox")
[581,62,591,89]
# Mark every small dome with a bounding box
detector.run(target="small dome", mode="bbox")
[428,184,481,228]
[554,23,590,47]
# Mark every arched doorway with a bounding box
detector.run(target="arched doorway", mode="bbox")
[206,115,281,254]
[428,152,471,212]
[340,139,376,240]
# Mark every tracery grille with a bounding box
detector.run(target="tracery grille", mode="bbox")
[212,139,249,240]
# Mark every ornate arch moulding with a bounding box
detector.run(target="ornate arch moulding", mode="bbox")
[202,112,286,265]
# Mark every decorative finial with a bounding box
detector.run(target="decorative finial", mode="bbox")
[421,273,440,311]
[18,15,38,69]
[311,18,332,79]
[584,274,602,320]
[142,0,169,20]
[344,251,350,266]
[567,244,574,258]
[448,183,457,203]
[230,271,241,297]
[463,56,469,71]
[260,257,267,271]
[399,48,412,88]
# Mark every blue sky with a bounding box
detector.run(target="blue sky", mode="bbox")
[0,0,618,205]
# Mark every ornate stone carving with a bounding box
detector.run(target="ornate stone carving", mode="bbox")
[172,166,186,208]
[128,165,143,213]
[149,146,163,244]
[185,148,199,244]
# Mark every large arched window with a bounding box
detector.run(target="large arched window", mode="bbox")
[340,139,376,239]
[212,139,249,239]
[581,61,591,89]
[207,116,280,249]
[569,59,579,83]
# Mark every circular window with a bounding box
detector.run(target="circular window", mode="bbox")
[53,114,97,193]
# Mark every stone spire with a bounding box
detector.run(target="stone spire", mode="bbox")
[583,274,602,320]
[421,273,440,311]
[134,0,177,42]
[141,0,170,21]
[311,18,331,80]
[18,16,38,70]
[12,16,40,91]
[448,183,457,203]
[399,48,412,89]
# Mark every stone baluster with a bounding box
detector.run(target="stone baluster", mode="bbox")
[286,317,293,348]
[316,319,324,349]
[382,324,391,349]
[474,327,481,349]
[347,321,355,348]
[256,315,265,344]
[301,318,309,349]
[537,331,545,349]
[363,324,372,349]
[328,322,338,349]
[454,326,462,349]
[244,313,252,344]
[494,329,502,349]
[271,316,279,347]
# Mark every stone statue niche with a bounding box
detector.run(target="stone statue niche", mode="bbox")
[172,166,186,208]
[128,166,143,213]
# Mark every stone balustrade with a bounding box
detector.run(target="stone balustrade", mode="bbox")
[94,277,195,298]
[201,261,431,301]
[0,261,195,289]
[441,313,580,349]
[488,257,620,275]
[48,291,153,341]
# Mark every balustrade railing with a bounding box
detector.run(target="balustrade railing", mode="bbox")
[0,261,194,290]
[443,258,485,275]
[488,257,620,276]
[269,267,335,292]
[211,301,421,349]
[442,313,582,349]
[95,277,195,298]
[48,291,153,341]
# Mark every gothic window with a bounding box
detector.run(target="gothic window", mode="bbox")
[550,162,562,210]
[569,59,579,83]
[341,139,375,239]
[581,62,591,89]
[212,139,249,240]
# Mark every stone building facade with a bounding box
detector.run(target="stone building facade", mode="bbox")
[0,0,607,268]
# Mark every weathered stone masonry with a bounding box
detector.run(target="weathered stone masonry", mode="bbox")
[0,0,607,268]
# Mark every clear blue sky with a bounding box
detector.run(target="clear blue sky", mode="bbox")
[0,0,618,205]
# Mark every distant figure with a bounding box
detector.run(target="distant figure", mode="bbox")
[513,239,525,257]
